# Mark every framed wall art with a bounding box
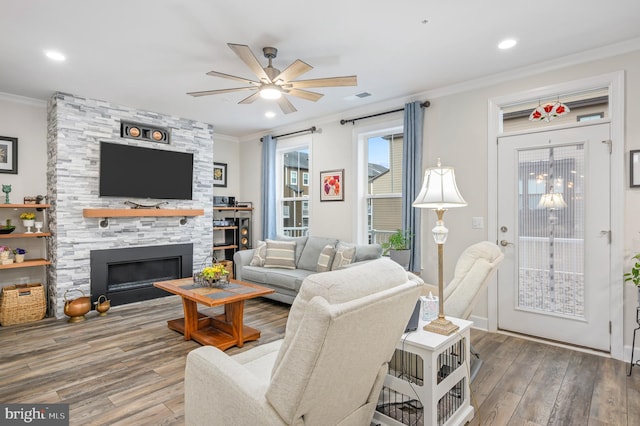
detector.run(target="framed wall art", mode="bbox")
[631,150,640,188]
[0,136,17,174]
[213,162,227,187]
[320,169,344,201]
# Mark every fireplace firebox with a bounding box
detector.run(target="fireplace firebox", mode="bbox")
[90,244,193,306]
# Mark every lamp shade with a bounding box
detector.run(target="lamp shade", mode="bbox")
[413,159,467,209]
[538,192,567,209]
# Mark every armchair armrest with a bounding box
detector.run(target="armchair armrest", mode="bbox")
[233,249,256,281]
[185,346,284,426]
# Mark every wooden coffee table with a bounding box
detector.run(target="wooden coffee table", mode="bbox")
[154,277,275,350]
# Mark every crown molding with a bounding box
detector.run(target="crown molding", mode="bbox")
[0,92,47,108]
[237,37,640,143]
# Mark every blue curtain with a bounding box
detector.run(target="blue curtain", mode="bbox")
[261,135,277,240]
[402,101,424,271]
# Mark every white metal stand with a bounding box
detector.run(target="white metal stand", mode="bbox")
[374,317,474,426]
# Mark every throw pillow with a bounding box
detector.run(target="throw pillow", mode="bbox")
[249,240,267,266]
[264,240,297,270]
[297,236,338,271]
[331,243,356,270]
[316,244,336,272]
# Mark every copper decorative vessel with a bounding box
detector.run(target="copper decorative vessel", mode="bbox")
[94,295,111,316]
[63,288,91,323]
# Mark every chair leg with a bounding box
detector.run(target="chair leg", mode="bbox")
[469,344,483,382]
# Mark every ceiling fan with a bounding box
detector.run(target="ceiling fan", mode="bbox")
[187,43,357,114]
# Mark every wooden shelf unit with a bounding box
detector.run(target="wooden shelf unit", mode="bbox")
[0,203,51,209]
[0,232,51,239]
[83,208,205,218]
[212,207,253,263]
[0,259,51,270]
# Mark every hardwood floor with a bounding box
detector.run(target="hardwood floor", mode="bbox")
[0,295,638,425]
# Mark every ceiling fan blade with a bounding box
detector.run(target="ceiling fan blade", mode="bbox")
[227,43,271,83]
[272,60,313,84]
[186,87,257,97]
[206,70,260,86]
[238,91,261,104]
[286,88,324,102]
[288,76,357,89]
[278,96,297,114]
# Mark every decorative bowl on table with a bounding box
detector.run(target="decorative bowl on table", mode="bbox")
[0,226,16,234]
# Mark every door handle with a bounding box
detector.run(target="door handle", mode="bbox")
[500,240,513,247]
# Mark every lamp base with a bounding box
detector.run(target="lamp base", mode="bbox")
[423,316,459,336]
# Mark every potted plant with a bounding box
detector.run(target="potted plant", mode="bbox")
[381,229,413,270]
[195,263,229,287]
[13,247,26,263]
[624,253,640,304]
[20,212,35,233]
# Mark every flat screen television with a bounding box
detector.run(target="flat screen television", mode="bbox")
[99,142,193,200]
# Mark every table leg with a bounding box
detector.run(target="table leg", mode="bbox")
[182,297,199,340]
[226,301,245,347]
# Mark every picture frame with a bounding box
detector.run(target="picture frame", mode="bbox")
[213,162,227,187]
[320,169,344,201]
[631,150,640,188]
[0,136,18,174]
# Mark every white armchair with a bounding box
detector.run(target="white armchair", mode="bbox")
[185,258,424,426]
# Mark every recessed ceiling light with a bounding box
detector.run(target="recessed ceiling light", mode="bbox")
[498,39,517,50]
[45,50,66,61]
[265,111,276,118]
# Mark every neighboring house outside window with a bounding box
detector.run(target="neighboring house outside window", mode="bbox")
[278,140,310,237]
[355,123,403,245]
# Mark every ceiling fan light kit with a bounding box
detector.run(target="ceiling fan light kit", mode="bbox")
[259,85,282,100]
[188,43,357,114]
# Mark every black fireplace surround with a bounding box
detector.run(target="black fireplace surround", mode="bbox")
[90,243,193,306]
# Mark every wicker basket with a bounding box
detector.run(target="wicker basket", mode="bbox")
[0,283,46,326]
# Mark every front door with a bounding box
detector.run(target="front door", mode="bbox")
[497,123,611,351]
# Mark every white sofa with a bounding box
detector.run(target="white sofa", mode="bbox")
[185,258,424,425]
[234,235,383,304]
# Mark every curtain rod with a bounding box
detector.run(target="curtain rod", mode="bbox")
[340,100,430,125]
[260,126,317,142]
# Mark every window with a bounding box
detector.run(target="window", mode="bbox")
[501,87,608,133]
[278,140,310,237]
[356,123,403,245]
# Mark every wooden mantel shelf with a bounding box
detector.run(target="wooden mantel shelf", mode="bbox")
[83,208,205,218]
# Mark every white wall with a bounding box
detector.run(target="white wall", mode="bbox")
[212,133,241,200]
[239,48,640,356]
[0,94,48,288]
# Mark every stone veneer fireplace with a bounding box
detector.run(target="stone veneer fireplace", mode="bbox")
[46,92,214,318]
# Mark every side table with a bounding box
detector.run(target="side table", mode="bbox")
[374,316,474,426]
[629,306,640,376]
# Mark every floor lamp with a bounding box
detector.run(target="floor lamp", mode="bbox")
[413,159,467,335]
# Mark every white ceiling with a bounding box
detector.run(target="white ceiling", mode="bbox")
[2,0,640,138]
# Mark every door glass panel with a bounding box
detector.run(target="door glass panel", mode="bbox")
[518,144,585,317]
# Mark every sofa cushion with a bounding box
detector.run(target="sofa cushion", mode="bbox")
[249,240,267,266]
[264,240,297,270]
[277,235,308,265]
[316,244,336,273]
[298,236,338,271]
[331,242,356,270]
[354,243,383,262]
